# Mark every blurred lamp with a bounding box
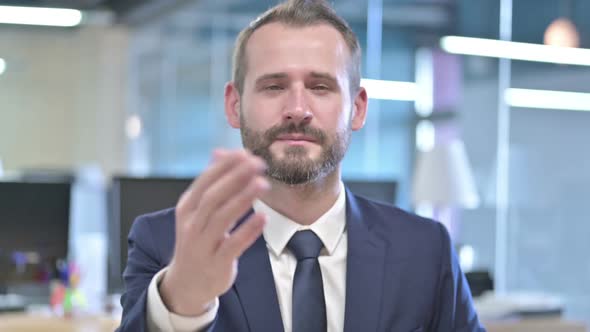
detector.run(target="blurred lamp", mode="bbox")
[126,115,142,140]
[544,17,580,48]
[0,58,5,75]
[413,139,480,209]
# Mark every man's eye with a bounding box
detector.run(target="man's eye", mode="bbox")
[312,85,329,91]
[265,85,283,91]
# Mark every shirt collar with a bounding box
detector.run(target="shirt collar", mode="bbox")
[254,182,346,257]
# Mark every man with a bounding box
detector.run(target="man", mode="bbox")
[118,0,485,331]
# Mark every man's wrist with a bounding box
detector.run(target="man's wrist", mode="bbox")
[159,269,215,316]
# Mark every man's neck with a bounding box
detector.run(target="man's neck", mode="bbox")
[259,169,342,226]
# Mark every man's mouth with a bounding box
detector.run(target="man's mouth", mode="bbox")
[275,134,317,143]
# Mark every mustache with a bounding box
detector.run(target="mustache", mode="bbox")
[263,123,326,145]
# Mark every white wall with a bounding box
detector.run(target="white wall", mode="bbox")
[0,24,129,176]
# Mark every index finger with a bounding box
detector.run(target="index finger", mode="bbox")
[177,149,266,213]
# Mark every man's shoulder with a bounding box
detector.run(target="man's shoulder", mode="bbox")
[130,207,176,235]
[350,194,445,244]
[350,194,451,267]
[127,207,177,264]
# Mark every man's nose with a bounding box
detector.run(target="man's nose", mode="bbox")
[282,86,313,125]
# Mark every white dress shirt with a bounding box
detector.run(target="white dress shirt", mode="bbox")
[146,182,348,332]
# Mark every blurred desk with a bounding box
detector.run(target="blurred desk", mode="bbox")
[0,313,119,332]
[485,318,588,332]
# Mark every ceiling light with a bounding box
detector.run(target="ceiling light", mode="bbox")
[440,36,590,66]
[505,88,590,112]
[0,5,82,27]
[361,78,417,101]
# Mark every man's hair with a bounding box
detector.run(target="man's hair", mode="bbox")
[232,0,362,96]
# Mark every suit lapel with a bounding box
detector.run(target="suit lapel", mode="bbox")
[234,234,284,332]
[343,190,387,332]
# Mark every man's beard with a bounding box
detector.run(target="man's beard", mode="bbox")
[240,118,351,185]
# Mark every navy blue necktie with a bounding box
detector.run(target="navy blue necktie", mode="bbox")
[287,230,327,332]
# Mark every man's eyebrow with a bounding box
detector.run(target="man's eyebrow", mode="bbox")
[254,73,288,84]
[253,72,339,86]
[309,72,338,83]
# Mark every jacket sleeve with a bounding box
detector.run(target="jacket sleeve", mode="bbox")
[115,214,218,332]
[429,222,487,332]
[116,215,164,332]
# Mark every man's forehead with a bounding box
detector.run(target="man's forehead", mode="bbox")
[245,22,348,56]
[243,22,350,74]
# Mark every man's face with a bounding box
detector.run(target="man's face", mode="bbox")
[225,22,367,185]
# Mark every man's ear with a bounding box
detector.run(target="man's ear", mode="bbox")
[224,82,241,128]
[351,87,368,131]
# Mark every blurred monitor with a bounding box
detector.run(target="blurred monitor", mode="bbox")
[344,179,397,205]
[0,181,71,293]
[17,169,75,184]
[108,176,192,292]
[465,270,494,298]
[108,176,397,292]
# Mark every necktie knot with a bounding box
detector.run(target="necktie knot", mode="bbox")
[287,230,323,261]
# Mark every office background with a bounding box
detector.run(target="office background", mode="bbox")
[1,0,590,328]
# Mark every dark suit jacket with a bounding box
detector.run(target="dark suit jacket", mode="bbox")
[117,189,486,332]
